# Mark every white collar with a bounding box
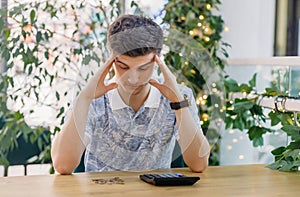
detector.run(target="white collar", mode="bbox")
[107,79,161,111]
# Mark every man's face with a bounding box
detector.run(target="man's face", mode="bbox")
[113,52,155,95]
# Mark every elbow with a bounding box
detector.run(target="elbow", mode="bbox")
[51,144,80,175]
[188,155,209,173]
[52,160,74,175]
[189,162,208,173]
[190,163,208,173]
[51,152,78,175]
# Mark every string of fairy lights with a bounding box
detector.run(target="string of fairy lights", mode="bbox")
[175,2,295,162]
[175,2,247,161]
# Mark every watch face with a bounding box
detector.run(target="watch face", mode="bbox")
[170,95,190,110]
[170,102,181,110]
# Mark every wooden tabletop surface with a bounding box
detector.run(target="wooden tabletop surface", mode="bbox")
[0,164,299,197]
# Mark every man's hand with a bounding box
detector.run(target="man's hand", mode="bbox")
[149,55,183,102]
[81,57,118,100]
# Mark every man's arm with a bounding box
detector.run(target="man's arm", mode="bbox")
[51,93,91,175]
[149,55,210,172]
[174,101,210,172]
[51,58,117,174]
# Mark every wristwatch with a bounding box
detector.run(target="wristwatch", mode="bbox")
[170,94,191,110]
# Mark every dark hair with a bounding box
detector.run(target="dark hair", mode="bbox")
[108,14,163,57]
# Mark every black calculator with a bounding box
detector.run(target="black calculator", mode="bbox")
[139,173,200,186]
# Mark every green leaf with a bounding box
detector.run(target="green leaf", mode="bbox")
[73,48,82,55]
[37,138,42,150]
[14,111,24,120]
[271,146,285,156]
[281,125,300,133]
[248,73,257,88]
[65,57,70,63]
[0,18,4,31]
[267,148,300,171]
[224,78,239,92]
[44,32,49,40]
[2,49,10,61]
[232,99,254,113]
[239,83,252,93]
[232,116,245,131]
[248,126,267,147]
[281,125,300,141]
[225,116,232,129]
[34,88,39,101]
[266,160,285,170]
[9,77,14,87]
[268,111,281,126]
[287,149,300,159]
[49,75,54,86]
[55,91,60,101]
[279,162,294,171]
[5,29,11,39]
[50,10,57,18]
[53,56,59,65]
[44,51,49,59]
[250,104,264,116]
[82,55,91,65]
[30,9,36,24]
[286,141,300,150]
[281,114,294,126]
[36,31,42,42]
[28,65,33,75]
[264,88,284,96]
[252,137,263,147]
[185,11,197,27]
[130,0,138,7]
[56,107,64,118]
[54,126,61,134]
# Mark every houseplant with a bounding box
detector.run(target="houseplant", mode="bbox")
[1,0,298,172]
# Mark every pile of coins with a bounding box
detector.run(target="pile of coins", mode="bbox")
[92,177,125,185]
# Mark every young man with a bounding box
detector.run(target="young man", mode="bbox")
[51,14,210,174]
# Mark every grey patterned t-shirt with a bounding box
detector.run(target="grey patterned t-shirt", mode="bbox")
[72,84,200,172]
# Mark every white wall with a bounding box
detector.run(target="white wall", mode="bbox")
[220,0,275,58]
[219,0,278,165]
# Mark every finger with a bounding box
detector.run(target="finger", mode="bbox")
[105,82,118,92]
[99,57,115,82]
[154,55,172,75]
[103,56,115,71]
[150,79,178,101]
[149,79,164,90]
[154,55,166,73]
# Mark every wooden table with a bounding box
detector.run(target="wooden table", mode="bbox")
[0,164,299,196]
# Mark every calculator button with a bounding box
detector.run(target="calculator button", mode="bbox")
[144,174,154,179]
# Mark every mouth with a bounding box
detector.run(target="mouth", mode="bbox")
[126,84,142,89]
[125,83,147,89]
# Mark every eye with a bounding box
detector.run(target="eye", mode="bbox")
[139,66,150,71]
[139,62,154,71]
[116,62,129,70]
[119,65,129,70]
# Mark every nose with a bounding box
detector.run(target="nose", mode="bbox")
[127,70,139,85]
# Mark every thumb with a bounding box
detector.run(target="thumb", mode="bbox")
[149,79,163,90]
[105,82,118,92]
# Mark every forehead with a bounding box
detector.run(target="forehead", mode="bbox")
[116,53,155,66]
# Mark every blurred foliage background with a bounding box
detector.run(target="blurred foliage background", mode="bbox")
[0,0,299,172]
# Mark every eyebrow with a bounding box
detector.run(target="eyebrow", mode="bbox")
[115,59,153,68]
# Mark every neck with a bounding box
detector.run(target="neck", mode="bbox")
[118,84,151,112]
